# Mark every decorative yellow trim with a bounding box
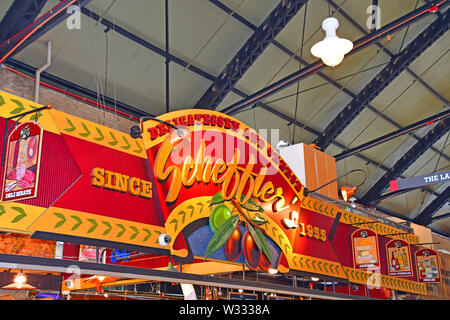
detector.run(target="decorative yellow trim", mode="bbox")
[343,267,427,295]
[0,202,46,233]
[0,91,60,134]
[301,197,419,244]
[30,206,167,249]
[50,109,147,159]
[289,253,346,278]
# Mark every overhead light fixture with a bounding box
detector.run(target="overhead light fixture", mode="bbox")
[303,169,367,203]
[341,185,357,202]
[311,17,353,67]
[2,271,36,290]
[311,277,320,282]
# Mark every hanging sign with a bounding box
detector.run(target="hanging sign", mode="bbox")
[386,239,413,277]
[1,121,43,202]
[351,228,380,270]
[415,248,441,283]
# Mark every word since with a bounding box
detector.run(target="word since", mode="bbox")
[91,167,152,199]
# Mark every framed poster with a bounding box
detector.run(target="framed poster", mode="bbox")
[415,248,441,283]
[1,121,43,202]
[386,239,413,277]
[351,228,380,269]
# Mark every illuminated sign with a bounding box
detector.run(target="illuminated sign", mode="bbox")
[1,121,43,202]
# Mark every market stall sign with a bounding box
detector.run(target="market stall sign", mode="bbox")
[351,228,380,270]
[389,170,450,192]
[386,239,413,277]
[415,248,441,283]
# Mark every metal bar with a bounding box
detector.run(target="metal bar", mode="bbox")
[413,185,450,225]
[431,213,450,222]
[165,0,170,113]
[209,0,449,161]
[8,0,92,59]
[0,0,49,57]
[382,232,411,237]
[220,0,447,116]
[0,253,367,300]
[334,110,450,161]
[4,58,155,119]
[360,118,450,204]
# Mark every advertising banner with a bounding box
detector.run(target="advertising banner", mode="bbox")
[415,248,441,283]
[386,239,413,277]
[351,228,380,270]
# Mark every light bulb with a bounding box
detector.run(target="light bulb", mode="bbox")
[311,17,353,67]
[14,272,27,285]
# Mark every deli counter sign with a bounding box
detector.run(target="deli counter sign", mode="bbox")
[386,239,413,277]
[415,248,441,283]
[1,121,43,202]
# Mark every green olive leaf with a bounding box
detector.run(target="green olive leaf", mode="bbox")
[247,224,272,264]
[250,216,268,226]
[209,192,225,207]
[236,194,264,212]
[205,214,240,258]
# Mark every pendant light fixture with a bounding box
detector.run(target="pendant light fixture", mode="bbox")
[2,270,36,290]
[311,17,353,67]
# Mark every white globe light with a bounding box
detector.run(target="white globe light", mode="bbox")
[311,17,353,67]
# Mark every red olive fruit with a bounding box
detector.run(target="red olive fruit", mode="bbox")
[242,231,260,270]
[223,227,242,261]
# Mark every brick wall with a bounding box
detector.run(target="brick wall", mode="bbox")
[0,67,137,133]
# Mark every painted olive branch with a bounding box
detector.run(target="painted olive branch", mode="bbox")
[230,198,265,232]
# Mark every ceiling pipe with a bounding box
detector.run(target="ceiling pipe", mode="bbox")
[221,0,447,116]
[34,40,51,103]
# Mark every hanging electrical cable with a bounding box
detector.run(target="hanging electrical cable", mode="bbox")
[291,3,307,145]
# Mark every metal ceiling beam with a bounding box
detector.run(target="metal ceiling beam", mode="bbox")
[196,0,308,109]
[326,0,449,106]
[360,117,450,205]
[314,9,449,151]
[431,212,450,223]
[0,0,48,58]
[50,3,442,205]
[220,0,447,116]
[3,0,92,61]
[209,0,449,161]
[413,185,450,225]
[333,109,450,161]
